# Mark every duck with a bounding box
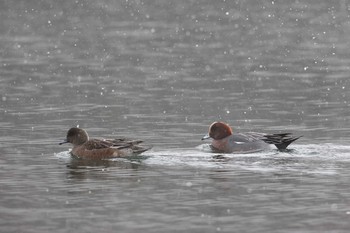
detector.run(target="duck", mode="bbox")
[202,121,301,153]
[59,127,150,159]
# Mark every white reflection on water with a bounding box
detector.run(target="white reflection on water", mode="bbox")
[56,143,350,176]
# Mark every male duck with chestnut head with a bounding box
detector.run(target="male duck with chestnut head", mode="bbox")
[202,122,301,153]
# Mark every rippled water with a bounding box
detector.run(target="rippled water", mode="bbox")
[1,1,350,232]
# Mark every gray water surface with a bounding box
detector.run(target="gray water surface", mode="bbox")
[1,1,350,232]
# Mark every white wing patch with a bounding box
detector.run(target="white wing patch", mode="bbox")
[233,141,246,144]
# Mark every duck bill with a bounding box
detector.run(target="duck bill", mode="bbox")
[201,134,211,140]
[59,139,68,145]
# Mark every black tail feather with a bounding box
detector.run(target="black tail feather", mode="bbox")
[262,133,302,150]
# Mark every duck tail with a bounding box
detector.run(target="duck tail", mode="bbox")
[132,145,152,154]
[262,133,302,150]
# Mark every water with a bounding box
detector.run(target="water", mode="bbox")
[1,0,350,232]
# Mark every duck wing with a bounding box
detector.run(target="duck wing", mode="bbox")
[233,132,301,150]
[83,138,150,154]
[83,139,115,150]
[107,138,150,153]
[231,132,267,143]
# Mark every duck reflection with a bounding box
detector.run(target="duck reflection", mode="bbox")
[65,156,147,180]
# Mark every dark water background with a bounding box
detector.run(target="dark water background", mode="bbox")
[1,0,350,232]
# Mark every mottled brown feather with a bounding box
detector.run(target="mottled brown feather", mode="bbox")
[60,127,150,159]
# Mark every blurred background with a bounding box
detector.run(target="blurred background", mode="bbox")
[1,0,350,150]
[1,1,350,232]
